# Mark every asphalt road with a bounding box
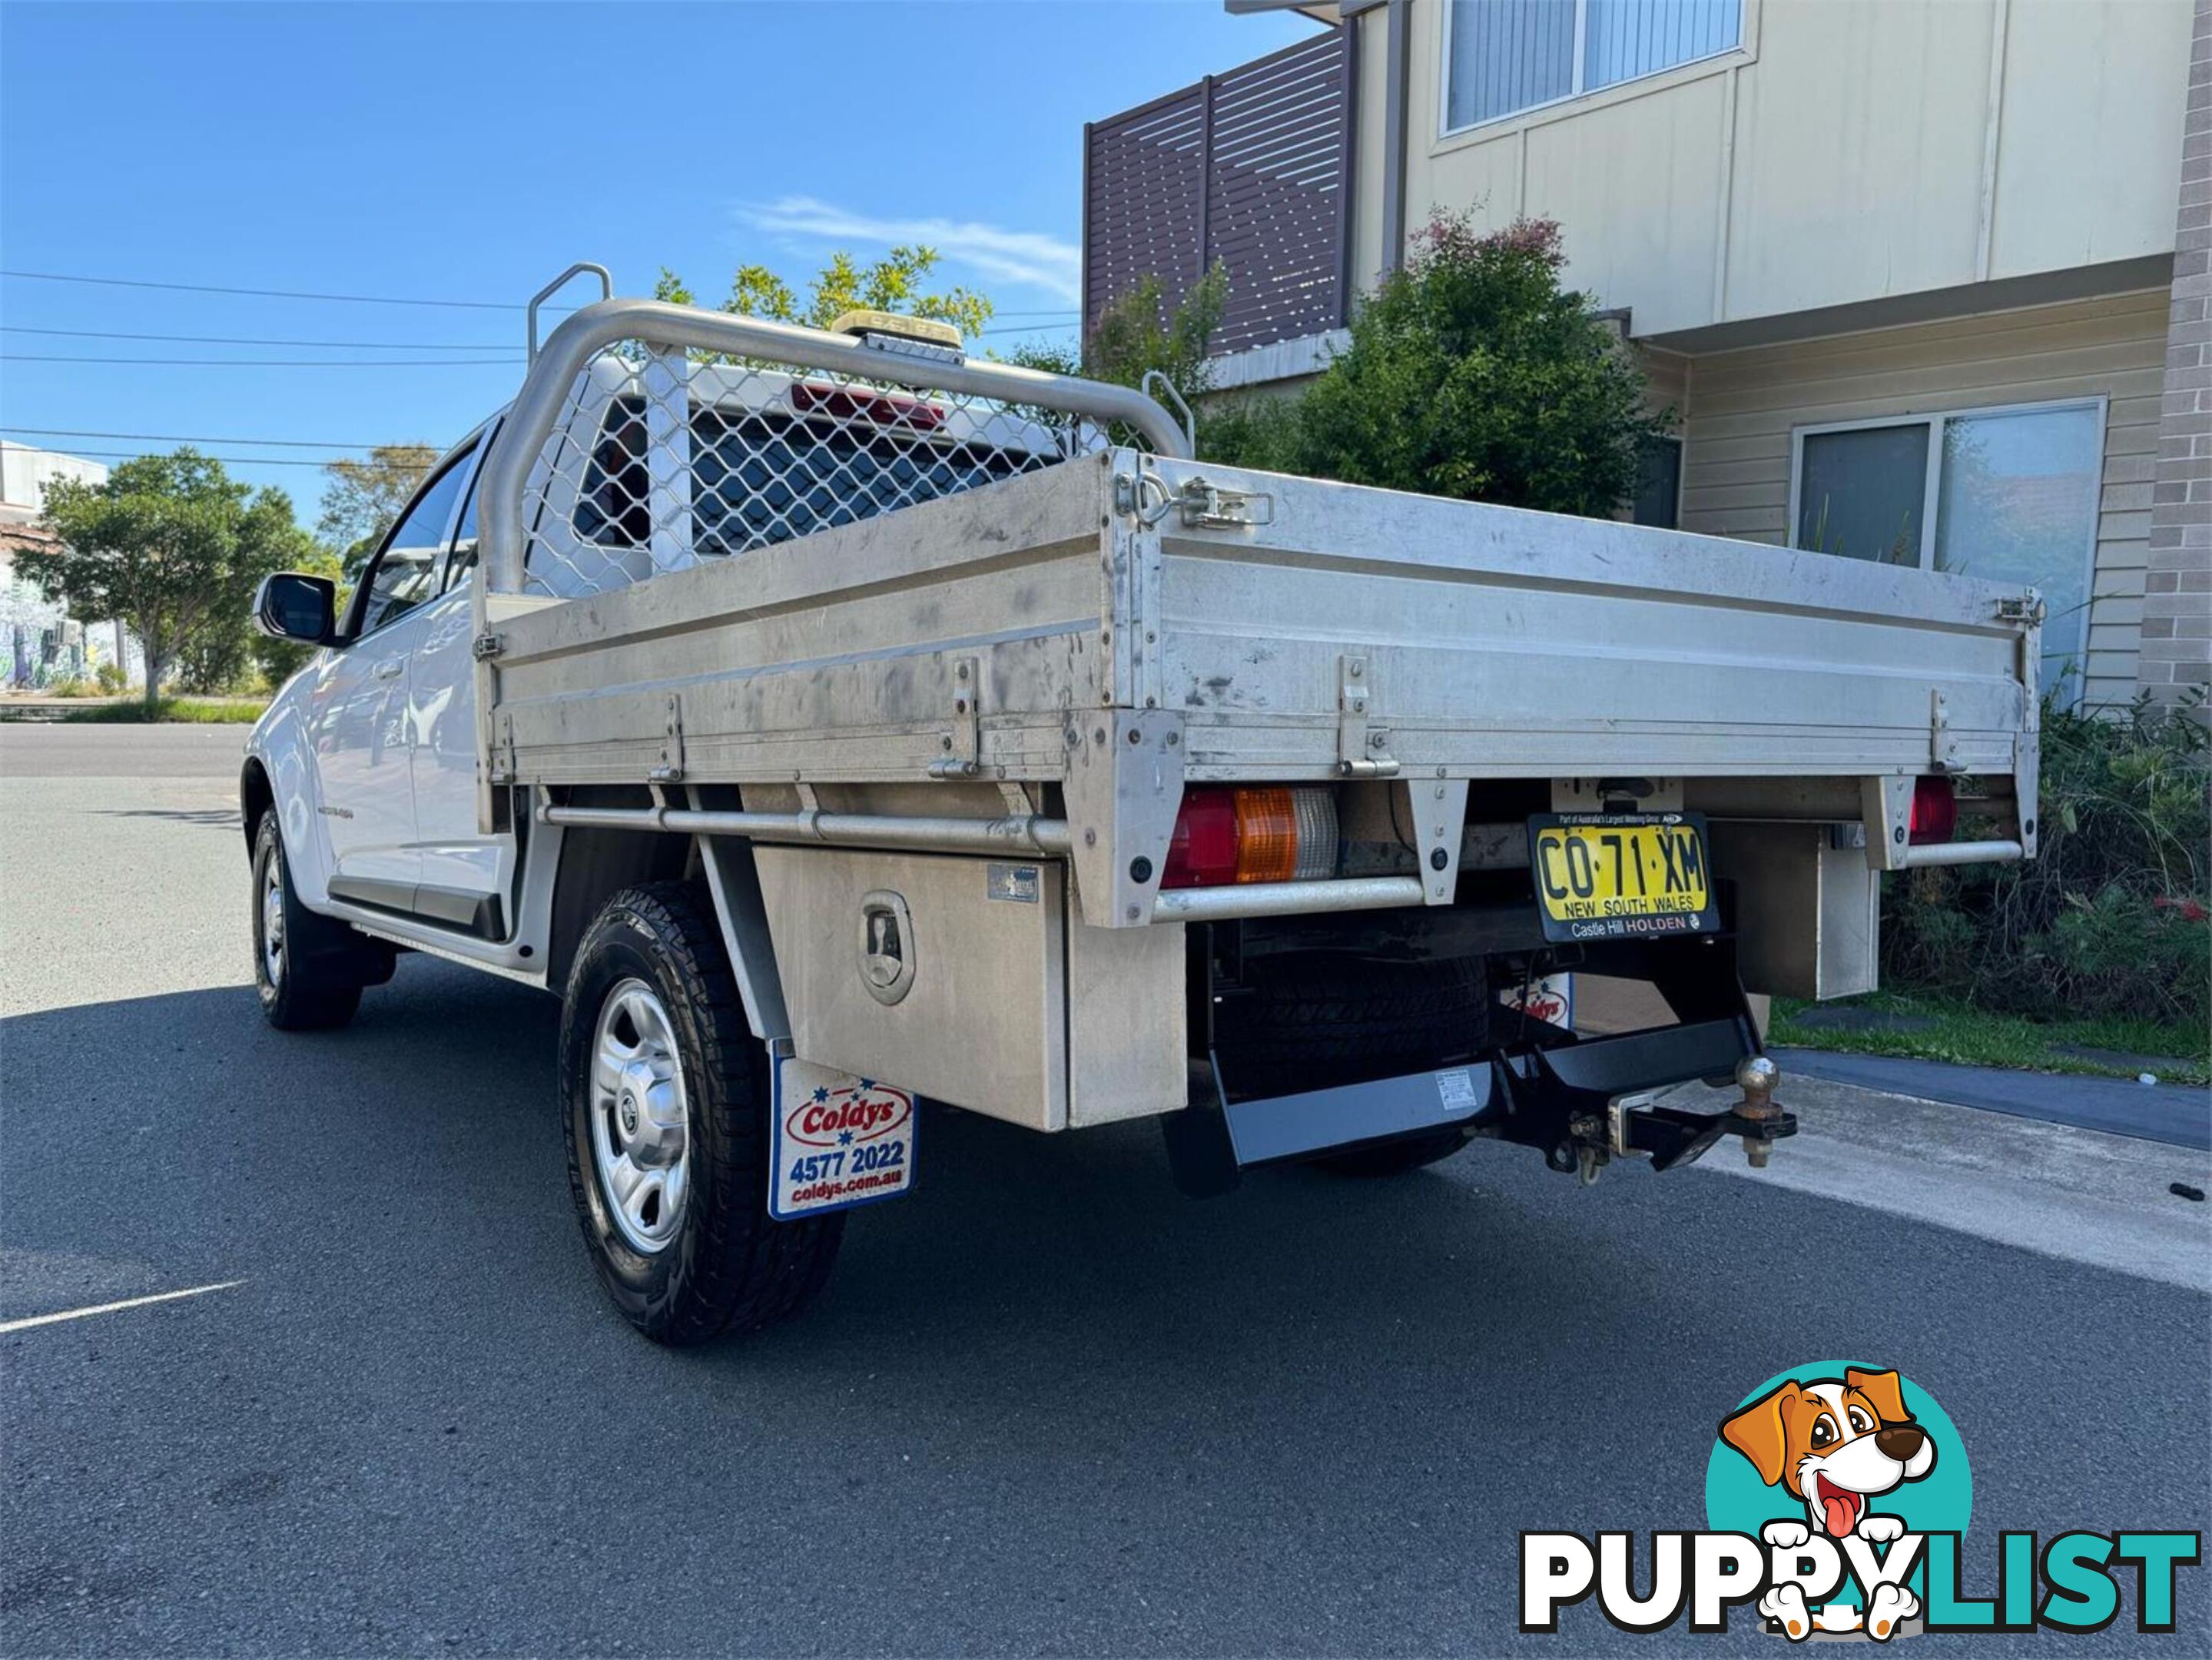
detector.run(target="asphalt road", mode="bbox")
[3,725,2207,1656]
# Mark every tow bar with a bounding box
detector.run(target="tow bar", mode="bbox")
[1491,1020,1797,1183]
[1160,927,1795,1197]
[1162,1023,1796,1197]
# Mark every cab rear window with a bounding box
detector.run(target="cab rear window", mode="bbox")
[574,395,1034,558]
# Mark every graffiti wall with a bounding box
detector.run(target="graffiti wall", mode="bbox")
[0,563,141,689]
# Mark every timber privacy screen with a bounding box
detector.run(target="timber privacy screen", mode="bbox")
[1083,29,1352,358]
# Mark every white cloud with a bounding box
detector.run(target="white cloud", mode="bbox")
[737,195,1083,307]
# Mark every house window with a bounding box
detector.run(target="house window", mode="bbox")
[1444,0,1743,134]
[1633,436,1682,529]
[1792,400,2106,702]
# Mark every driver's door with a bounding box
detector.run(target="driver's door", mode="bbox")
[407,437,517,931]
[308,450,473,901]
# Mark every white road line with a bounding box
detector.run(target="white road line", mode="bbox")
[0,1280,243,1334]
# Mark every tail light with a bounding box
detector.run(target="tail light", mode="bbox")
[1162,786,1338,888]
[1909,775,1958,845]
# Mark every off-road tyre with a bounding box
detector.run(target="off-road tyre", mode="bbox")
[1311,1128,1471,1177]
[559,881,844,1346]
[251,812,370,1031]
[1212,951,1490,1177]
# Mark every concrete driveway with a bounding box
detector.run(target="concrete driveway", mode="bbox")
[3,725,2206,1655]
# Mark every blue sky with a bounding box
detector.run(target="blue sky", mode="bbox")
[0,1,1315,522]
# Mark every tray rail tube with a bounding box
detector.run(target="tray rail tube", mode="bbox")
[468,295,1195,828]
[476,297,1192,599]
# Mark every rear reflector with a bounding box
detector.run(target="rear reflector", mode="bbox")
[1909,775,1958,845]
[1162,786,1338,888]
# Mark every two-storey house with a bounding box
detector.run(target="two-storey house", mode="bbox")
[1082,0,2211,710]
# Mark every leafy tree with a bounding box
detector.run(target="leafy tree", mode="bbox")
[173,614,259,696]
[1004,266,1229,450]
[25,449,314,706]
[317,443,439,577]
[1075,265,1228,397]
[1252,213,1665,513]
[657,246,993,341]
[1004,267,1225,385]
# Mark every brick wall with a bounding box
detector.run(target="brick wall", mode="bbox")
[2144,0,2212,709]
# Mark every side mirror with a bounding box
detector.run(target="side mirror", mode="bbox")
[253,572,337,645]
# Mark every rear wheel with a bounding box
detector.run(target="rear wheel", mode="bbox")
[251,812,372,1031]
[1312,1128,1471,1177]
[1212,951,1490,1177]
[559,881,843,1345]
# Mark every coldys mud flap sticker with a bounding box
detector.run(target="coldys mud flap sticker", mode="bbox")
[769,1057,916,1220]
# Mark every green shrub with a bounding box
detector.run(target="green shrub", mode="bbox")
[43,674,96,698]
[1883,694,2210,1026]
[61,696,264,724]
[93,661,128,695]
[1206,212,1666,515]
[174,626,265,696]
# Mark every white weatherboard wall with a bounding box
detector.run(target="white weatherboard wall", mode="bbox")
[1354,0,2193,335]
[1674,289,2169,709]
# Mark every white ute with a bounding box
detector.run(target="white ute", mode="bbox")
[244,270,2042,1344]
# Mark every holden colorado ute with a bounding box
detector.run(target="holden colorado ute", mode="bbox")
[242,267,2041,1344]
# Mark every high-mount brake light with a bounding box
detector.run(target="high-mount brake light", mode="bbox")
[790,382,946,432]
[1909,775,1958,845]
[1161,786,1339,888]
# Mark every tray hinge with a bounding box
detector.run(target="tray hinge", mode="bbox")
[929,656,982,779]
[490,710,517,785]
[1337,655,1398,779]
[472,632,504,662]
[1929,689,1961,774]
[651,692,685,784]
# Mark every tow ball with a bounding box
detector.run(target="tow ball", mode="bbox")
[1733,1054,1785,1168]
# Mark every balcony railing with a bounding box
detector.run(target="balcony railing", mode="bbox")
[1083,29,1353,360]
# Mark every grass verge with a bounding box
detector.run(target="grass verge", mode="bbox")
[1769,989,2209,1088]
[59,698,266,725]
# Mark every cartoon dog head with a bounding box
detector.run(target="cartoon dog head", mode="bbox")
[1721,1368,1936,1538]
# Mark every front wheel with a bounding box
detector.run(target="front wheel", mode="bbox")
[559,881,843,1346]
[251,812,369,1031]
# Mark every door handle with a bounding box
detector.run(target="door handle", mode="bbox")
[373,657,405,681]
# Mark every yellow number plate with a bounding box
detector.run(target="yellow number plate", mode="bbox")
[1527,812,1720,943]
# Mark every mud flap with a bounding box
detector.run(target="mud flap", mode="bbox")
[1162,1056,1502,1198]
